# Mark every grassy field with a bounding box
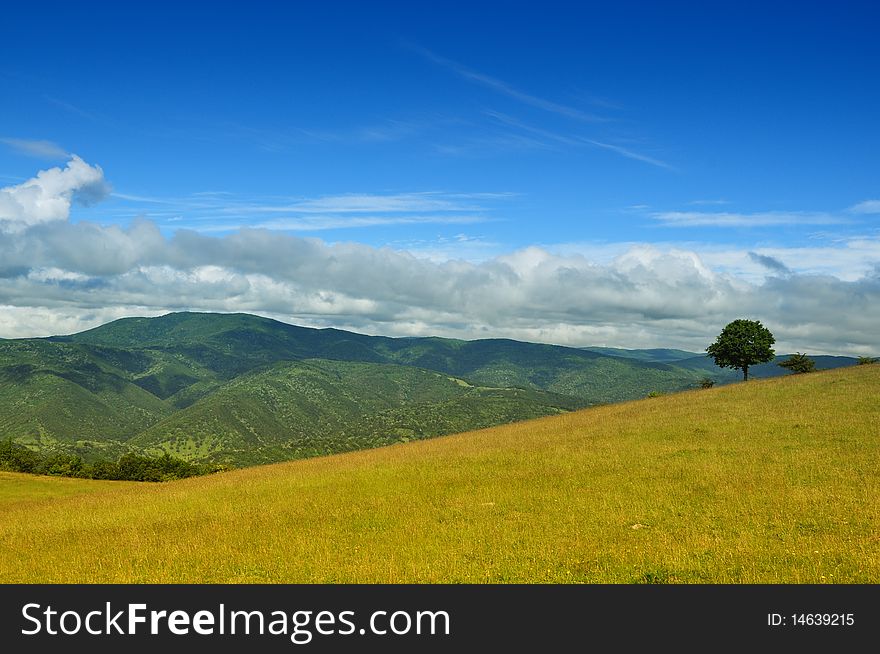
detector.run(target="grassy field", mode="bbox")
[1,365,877,583]
[0,472,137,507]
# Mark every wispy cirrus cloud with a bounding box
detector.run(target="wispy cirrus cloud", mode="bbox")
[238,192,494,214]
[1,137,69,160]
[408,44,607,123]
[44,96,101,122]
[584,139,674,171]
[409,46,674,169]
[239,213,489,233]
[481,110,673,170]
[167,116,443,153]
[105,190,511,232]
[651,210,845,227]
[849,200,880,215]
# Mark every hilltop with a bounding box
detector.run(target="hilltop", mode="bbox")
[0,311,860,466]
[1,364,877,583]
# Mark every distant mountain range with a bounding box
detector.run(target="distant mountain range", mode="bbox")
[0,312,859,466]
[582,345,856,378]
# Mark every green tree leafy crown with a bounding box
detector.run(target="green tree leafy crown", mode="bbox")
[706,319,776,381]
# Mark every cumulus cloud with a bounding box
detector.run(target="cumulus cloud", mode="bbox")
[0,156,108,230]
[1,215,878,354]
[1,158,878,355]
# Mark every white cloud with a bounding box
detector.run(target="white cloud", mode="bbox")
[483,111,673,169]
[849,200,880,215]
[1,158,879,355]
[585,139,674,170]
[652,210,844,227]
[272,193,485,214]
[1,137,69,159]
[0,156,108,230]
[0,305,168,340]
[703,242,880,282]
[553,239,880,283]
[2,218,878,354]
[409,44,606,123]
[103,190,508,233]
[248,213,488,232]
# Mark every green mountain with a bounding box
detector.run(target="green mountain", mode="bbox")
[55,312,721,402]
[131,359,580,465]
[0,340,172,455]
[0,311,860,467]
[580,346,701,362]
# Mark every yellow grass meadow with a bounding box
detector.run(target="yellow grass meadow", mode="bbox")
[1,365,878,583]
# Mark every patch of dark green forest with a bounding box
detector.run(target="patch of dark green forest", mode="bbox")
[0,439,224,481]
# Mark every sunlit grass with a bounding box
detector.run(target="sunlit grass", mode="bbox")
[1,365,877,583]
[0,472,137,507]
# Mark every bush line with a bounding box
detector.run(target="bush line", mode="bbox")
[0,439,224,481]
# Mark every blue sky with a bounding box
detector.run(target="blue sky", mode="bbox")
[1,1,879,354]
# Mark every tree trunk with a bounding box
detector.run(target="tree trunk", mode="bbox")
[743,365,749,381]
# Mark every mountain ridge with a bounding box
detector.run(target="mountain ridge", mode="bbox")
[1,311,861,466]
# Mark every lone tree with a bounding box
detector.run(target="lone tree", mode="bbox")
[706,319,775,381]
[778,352,816,374]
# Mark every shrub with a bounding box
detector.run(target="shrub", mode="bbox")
[0,439,219,482]
[778,352,816,374]
[0,439,40,473]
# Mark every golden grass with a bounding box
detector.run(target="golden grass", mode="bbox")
[0,472,138,507]
[1,365,878,583]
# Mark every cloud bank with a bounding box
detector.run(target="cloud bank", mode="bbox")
[1,157,878,355]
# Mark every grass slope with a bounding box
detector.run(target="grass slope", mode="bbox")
[0,471,137,508]
[1,364,877,583]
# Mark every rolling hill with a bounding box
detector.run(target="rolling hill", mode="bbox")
[0,311,861,466]
[0,340,173,455]
[2,364,877,583]
[131,359,580,465]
